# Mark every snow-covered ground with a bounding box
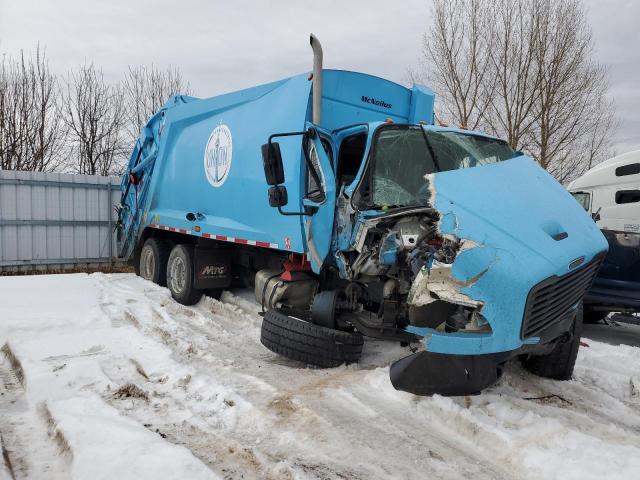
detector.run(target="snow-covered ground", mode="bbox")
[1,273,640,480]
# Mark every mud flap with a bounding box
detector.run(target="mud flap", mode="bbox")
[389,350,509,396]
[193,246,232,290]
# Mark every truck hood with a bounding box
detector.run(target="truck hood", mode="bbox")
[417,155,608,353]
[432,155,606,269]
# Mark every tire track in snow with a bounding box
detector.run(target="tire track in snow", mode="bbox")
[98,278,373,475]
[0,346,71,480]
[96,276,298,478]
[94,274,512,479]
[94,273,640,479]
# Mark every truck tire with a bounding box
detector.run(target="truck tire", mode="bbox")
[166,244,202,305]
[522,306,583,380]
[261,308,363,368]
[139,238,170,286]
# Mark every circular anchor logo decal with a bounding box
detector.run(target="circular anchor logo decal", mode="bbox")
[204,124,233,187]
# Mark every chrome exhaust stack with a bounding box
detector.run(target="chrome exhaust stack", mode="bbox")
[310,34,323,125]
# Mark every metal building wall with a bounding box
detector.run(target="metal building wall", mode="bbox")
[0,170,121,272]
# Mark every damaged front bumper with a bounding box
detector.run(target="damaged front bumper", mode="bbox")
[391,303,580,396]
[390,350,510,396]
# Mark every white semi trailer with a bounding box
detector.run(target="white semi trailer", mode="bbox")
[569,150,640,321]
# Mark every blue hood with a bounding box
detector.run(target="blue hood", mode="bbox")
[422,155,608,354]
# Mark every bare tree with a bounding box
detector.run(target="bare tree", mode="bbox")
[0,46,65,171]
[483,0,542,150]
[416,0,616,181]
[413,0,494,130]
[62,63,127,175]
[530,0,616,183]
[123,64,190,143]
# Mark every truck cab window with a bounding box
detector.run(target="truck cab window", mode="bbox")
[305,137,332,203]
[368,126,516,209]
[370,126,437,208]
[337,133,367,186]
[615,190,640,204]
[571,192,591,211]
[615,163,640,176]
[424,130,515,171]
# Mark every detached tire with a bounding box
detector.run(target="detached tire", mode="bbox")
[522,306,583,380]
[139,238,170,286]
[166,244,202,305]
[261,309,363,368]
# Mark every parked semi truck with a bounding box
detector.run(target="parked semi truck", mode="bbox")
[116,35,608,396]
[569,150,640,322]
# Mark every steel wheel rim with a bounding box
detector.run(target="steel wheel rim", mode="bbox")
[141,247,155,280]
[170,255,187,293]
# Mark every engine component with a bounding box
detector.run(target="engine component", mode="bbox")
[378,232,399,265]
[394,216,437,250]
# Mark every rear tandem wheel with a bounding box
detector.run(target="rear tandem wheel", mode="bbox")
[166,244,203,305]
[138,238,171,286]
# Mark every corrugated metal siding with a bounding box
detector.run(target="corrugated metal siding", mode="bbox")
[0,170,121,272]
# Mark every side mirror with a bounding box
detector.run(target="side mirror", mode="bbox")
[268,186,288,207]
[261,129,314,217]
[261,142,285,185]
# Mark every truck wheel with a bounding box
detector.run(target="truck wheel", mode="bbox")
[166,244,202,305]
[522,306,583,380]
[261,308,363,368]
[139,238,170,286]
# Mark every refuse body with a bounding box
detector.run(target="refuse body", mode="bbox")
[116,34,608,396]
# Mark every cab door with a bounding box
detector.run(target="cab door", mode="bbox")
[303,122,336,273]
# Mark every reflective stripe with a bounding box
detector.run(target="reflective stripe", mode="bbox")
[147,224,277,249]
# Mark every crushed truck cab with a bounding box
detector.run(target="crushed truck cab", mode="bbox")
[116,35,607,396]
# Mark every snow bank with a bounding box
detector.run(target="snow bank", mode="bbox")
[0,274,219,480]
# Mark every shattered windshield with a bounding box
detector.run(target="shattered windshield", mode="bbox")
[371,126,516,208]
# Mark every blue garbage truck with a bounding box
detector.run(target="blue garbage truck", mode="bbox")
[116,35,608,395]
